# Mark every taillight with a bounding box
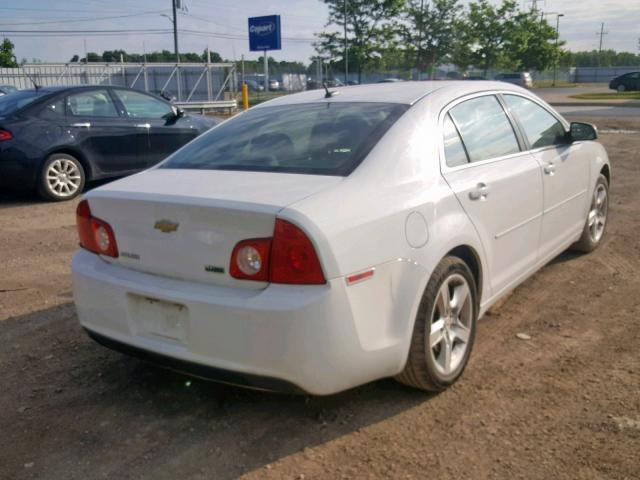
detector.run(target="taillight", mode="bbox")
[229,238,271,281]
[0,129,13,141]
[76,200,119,258]
[270,219,325,284]
[230,219,325,285]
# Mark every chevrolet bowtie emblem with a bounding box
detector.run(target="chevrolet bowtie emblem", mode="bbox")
[154,220,179,233]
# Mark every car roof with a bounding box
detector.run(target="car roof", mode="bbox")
[255,80,531,108]
[15,85,142,95]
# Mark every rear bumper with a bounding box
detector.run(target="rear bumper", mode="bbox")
[72,250,408,395]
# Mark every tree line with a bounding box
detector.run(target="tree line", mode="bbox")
[315,0,640,81]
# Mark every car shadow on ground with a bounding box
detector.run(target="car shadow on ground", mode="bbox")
[0,302,432,479]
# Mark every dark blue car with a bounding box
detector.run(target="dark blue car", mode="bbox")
[0,85,219,200]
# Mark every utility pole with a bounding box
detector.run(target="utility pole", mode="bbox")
[172,0,179,63]
[343,0,348,84]
[552,13,564,86]
[596,22,607,66]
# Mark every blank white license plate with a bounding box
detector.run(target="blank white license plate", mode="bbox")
[128,294,189,344]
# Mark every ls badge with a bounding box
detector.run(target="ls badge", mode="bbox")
[154,220,179,233]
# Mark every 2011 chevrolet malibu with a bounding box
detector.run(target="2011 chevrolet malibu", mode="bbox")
[72,81,611,395]
[0,85,218,201]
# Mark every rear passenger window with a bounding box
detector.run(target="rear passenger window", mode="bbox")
[443,114,468,167]
[67,90,118,118]
[504,95,566,149]
[449,95,520,162]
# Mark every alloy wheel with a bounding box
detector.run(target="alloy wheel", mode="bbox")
[588,183,608,243]
[46,158,82,198]
[428,273,473,376]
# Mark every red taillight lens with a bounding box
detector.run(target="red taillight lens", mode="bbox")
[229,219,326,285]
[75,200,119,258]
[0,129,13,141]
[270,219,325,285]
[230,238,271,281]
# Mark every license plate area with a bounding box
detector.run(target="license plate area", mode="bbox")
[128,294,189,344]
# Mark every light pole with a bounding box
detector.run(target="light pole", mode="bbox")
[552,13,564,86]
[343,0,348,84]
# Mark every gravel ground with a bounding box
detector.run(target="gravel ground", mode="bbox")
[1,117,639,480]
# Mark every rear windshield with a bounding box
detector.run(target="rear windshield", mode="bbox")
[0,90,43,115]
[161,102,408,176]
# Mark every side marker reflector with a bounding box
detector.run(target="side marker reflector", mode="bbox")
[346,268,375,285]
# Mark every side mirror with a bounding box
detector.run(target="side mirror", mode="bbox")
[569,122,598,142]
[172,106,185,118]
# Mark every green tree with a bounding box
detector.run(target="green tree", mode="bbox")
[504,10,563,71]
[451,0,519,75]
[0,38,18,68]
[315,0,405,83]
[399,0,462,75]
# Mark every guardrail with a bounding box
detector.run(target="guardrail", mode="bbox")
[175,100,237,114]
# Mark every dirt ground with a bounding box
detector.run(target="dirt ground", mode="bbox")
[1,116,639,480]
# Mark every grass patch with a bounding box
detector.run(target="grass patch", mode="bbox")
[570,92,640,100]
[534,80,577,88]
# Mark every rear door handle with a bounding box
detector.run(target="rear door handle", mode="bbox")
[71,122,91,128]
[544,162,556,175]
[469,182,489,201]
[135,123,151,129]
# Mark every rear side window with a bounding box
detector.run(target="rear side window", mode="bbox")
[161,102,408,176]
[67,90,118,117]
[112,89,173,119]
[449,95,520,162]
[504,95,566,149]
[443,114,468,167]
[39,98,65,119]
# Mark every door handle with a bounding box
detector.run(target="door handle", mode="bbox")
[469,182,489,201]
[544,162,556,175]
[71,122,91,128]
[135,123,151,129]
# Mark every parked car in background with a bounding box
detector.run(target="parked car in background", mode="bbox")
[72,81,610,395]
[609,72,640,92]
[0,85,18,96]
[0,85,219,201]
[495,72,533,88]
[377,78,405,83]
[238,79,264,92]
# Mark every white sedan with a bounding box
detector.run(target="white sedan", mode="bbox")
[72,81,610,395]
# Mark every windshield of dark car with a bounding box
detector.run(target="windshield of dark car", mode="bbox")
[160,102,408,176]
[0,90,43,115]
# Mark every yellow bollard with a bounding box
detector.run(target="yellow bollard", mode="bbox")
[242,83,249,111]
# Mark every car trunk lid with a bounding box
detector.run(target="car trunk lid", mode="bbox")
[86,168,341,289]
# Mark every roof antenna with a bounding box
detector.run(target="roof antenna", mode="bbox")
[323,81,339,98]
[21,62,40,90]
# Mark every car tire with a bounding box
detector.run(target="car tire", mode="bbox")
[617,84,626,92]
[395,256,478,392]
[37,153,86,201]
[571,174,609,253]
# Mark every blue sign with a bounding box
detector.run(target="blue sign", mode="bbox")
[248,15,281,51]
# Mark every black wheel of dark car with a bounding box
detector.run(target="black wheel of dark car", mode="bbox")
[571,174,609,253]
[617,84,626,92]
[395,256,478,392]
[37,153,86,201]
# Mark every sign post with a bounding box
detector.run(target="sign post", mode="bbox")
[248,15,282,94]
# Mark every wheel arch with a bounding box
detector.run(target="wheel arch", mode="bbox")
[446,244,484,306]
[600,163,610,186]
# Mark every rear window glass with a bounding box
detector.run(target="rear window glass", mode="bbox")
[0,90,43,115]
[161,102,408,176]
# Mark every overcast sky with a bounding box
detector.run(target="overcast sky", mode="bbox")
[1,0,638,64]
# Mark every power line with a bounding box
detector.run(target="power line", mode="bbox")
[0,10,168,27]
